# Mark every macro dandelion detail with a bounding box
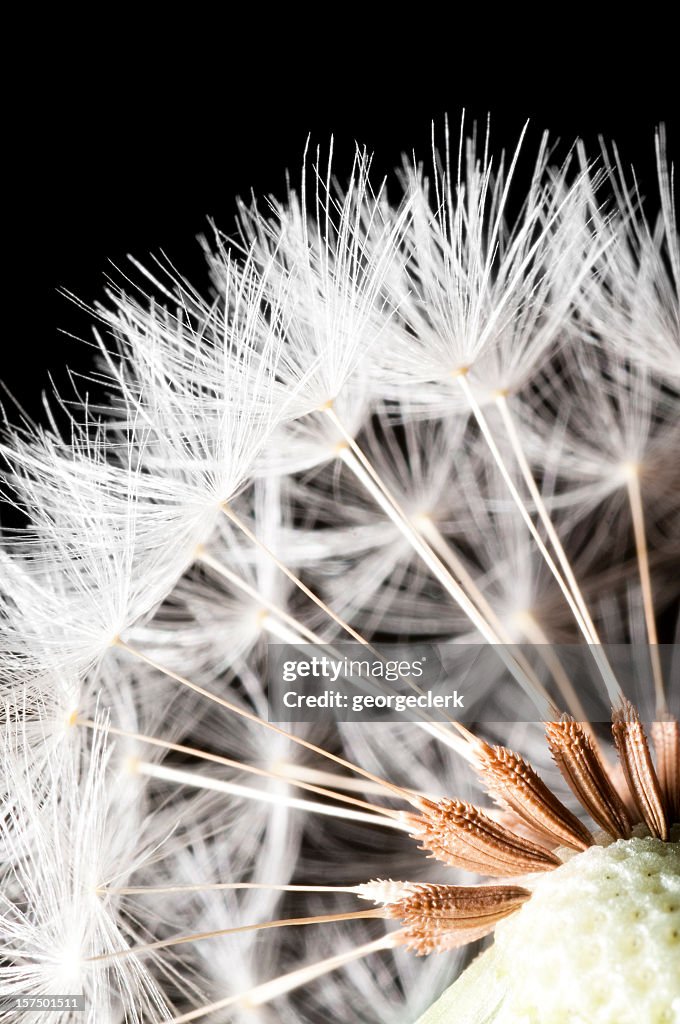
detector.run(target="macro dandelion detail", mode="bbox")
[1,117,679,1023]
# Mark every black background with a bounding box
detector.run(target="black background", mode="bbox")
[5,28,677,423]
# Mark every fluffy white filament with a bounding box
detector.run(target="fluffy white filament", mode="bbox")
[1,121,678,1024]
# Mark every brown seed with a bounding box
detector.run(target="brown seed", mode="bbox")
[412,797,561,876]
[545,718,632,839]
[474,741,594,850]
[387,882,531,956]
[651,715,680,823]
[612,700,669,841]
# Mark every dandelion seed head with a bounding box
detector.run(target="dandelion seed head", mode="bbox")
[482,834,680,1024]
[2,117,679,1023]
